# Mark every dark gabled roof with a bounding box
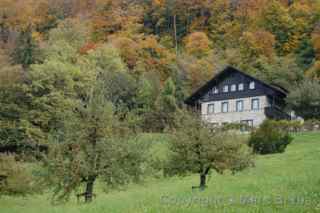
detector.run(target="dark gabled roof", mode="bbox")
[185,66,288,106]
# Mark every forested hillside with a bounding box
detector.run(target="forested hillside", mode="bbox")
[1,0,320,146]
[0,0,320,205]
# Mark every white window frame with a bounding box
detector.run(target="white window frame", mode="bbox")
[221,101,229,113]
[207,104,215,114]
[238,83,244,91]
[249,81,255,90]
[236,100,244,112]
[223,85,229,93]
[251,98,260,110]
[231,84,237,92]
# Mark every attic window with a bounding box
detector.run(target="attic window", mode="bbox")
[213,87,219,94]
[238,83,244,91]
[223,85,229,93]
[249,81,255,90]
[231,84,236,92]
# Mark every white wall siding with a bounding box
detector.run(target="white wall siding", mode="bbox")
[201,96,269,127]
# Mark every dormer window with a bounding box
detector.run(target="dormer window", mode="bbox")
[231,84,236,92]
[223,85,229,93]
[238,83,244,91]
[213,87,219,94]
[249,81,255,90]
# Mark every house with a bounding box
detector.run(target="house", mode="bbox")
[185,66,291,127]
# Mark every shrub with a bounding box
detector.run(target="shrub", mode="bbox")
[0,154,40,195]
[248,120,293,154]
[303,119,320,131]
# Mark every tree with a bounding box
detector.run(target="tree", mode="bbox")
[0,49,27,148]
[184,32,210,58]
[152,78,180,131]
[249,120,293,154]
[167,111,253,189]
[286,80,320,120]
[260,0,296,55]
[42,44,148,203]
[45,88,147,203]
[11,27,41,69]
[239,30,276,61]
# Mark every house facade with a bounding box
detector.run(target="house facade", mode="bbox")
[185,66,291,127]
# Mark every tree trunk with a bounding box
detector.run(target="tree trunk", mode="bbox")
[173,14,178,56]
[200,173,206,190]
[199,167,210,190]
[85,176,96,203]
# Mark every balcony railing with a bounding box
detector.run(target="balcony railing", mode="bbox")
[264,106,291,120]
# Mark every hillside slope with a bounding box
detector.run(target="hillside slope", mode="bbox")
[1,132,320,213]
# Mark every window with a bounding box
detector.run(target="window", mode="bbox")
[213,87,219,94]
[207,104,215,114]
[223,85,229,93]
[231,84,237,92]
[238,83,244,91]
[240,120,253,132]
[236,100,244,112]
[221,102,229,113]
[251,98,260,110]
[249,81,255,89]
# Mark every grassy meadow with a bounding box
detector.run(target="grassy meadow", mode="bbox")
[1,132,320,213]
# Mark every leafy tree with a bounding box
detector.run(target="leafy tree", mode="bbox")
[44,86,147,203]
[295,38,316,70]
[184,32,211,58]
[208,0,240,49]
[260,0,296,55]
[167,111,253,189]
[42,44,148,203]
[239,30,276,61]
[0,49,27,148]
[286,80,320,119]
[12,28,41,69]
[249,120,293,154]
[306,61,320,80]
[152,78,180,131]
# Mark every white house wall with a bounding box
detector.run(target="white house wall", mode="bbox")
[201,96,269,126]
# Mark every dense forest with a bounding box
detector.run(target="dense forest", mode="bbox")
[0,0,320,203]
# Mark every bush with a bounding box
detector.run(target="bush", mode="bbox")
[248,120,293,154]
[0,154,41,196]
[303,119,320,131]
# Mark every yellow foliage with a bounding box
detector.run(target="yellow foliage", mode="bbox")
[312,30,320,60]
[240,30,276,59]
[306,61,320,80]
[184,32,211,58]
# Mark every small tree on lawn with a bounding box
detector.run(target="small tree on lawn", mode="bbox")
[167,111,253,190]
[44,86,148,203]
[42,46,148,202]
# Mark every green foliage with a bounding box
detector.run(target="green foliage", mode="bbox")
[286,80,320,119]
[0,154,41,195]
[0,51,29,147]
[40,45,148,202]
[11,28,41,68]
[152,78,180,131]
[249,120,293,155]
[260,0,296,55]
[167,110,253,188]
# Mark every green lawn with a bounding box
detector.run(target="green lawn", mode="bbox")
[1,132,320,213]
